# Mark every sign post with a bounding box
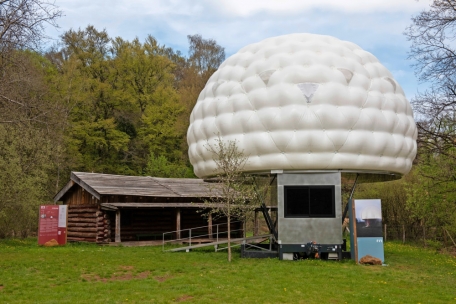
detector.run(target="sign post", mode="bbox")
[38,205,67,245]
[352,199,384,263]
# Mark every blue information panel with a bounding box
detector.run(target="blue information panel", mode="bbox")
[354,199,384,263]
[357,237,384,262]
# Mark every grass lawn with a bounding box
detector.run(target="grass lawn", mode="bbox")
[0,239,455,303]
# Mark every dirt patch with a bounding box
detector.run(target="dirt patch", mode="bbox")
[81,270,150,283]
[119,265,134,270]
[136,271,149,279]
[111,273,134,281]
[0,285,4,291]
[154,275,172,282]
[176,295,193,302]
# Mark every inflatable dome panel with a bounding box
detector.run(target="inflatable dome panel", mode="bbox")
[187,34,417,178]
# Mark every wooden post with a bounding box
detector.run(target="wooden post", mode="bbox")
[443,228,447,246]
[243,221,246,238]
[115,210,121,243]
[423,224,426,246]
[254,210,259,236]
[352,200,358,263]
[176,208,181,239]
[402,225,406,244]
[444,228,456,247]
[384,224,387,242]
[208,213,213,239]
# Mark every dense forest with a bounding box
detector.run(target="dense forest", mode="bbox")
[0,27,227,235]
[0,0,225,236]
[0,0,454,248]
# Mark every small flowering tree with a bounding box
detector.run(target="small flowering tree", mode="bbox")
[203,136,257,262]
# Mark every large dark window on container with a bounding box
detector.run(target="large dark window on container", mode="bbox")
[284,186,335,218]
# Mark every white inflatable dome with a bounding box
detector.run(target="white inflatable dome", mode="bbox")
[187,33,417,178]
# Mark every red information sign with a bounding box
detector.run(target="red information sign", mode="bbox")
[38,205,67,245]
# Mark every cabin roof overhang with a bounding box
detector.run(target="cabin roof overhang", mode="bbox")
[53,172,221,203]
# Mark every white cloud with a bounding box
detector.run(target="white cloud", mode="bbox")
[212,0,431,16]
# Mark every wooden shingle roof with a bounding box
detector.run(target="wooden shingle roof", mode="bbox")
[54,172,218,202]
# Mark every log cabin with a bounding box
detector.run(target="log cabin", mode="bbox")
[53,172,242,244]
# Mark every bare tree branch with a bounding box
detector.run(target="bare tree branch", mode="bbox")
[0,0,62,125]
[404,0,456,195]
[0,0,62,52]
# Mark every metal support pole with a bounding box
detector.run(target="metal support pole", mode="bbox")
[342,174,359,224]
[253,175,278,239]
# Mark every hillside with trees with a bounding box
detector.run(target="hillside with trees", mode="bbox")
[0,1,226,237]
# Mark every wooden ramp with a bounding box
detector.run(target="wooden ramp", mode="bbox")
[165,234,273,252]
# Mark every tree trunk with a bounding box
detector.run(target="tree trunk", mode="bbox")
[227,215,231,262]
[423,224,426,247]
[402,225,405,244]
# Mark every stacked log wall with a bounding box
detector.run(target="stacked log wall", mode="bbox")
[67,206,110,243]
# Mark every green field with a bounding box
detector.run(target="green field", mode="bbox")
[0,239,455,303]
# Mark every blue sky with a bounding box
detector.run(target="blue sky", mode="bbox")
[47,0,432,100]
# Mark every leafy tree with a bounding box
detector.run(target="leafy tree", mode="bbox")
[187,34,225,81]
[55,26,190,174]
[0,124,54,237]
[176,35,226,166]
[144,153,194,178]
[0,51,62,237]
[58,26,126,173]
[406,154,456,242]
[112,36,186,168]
